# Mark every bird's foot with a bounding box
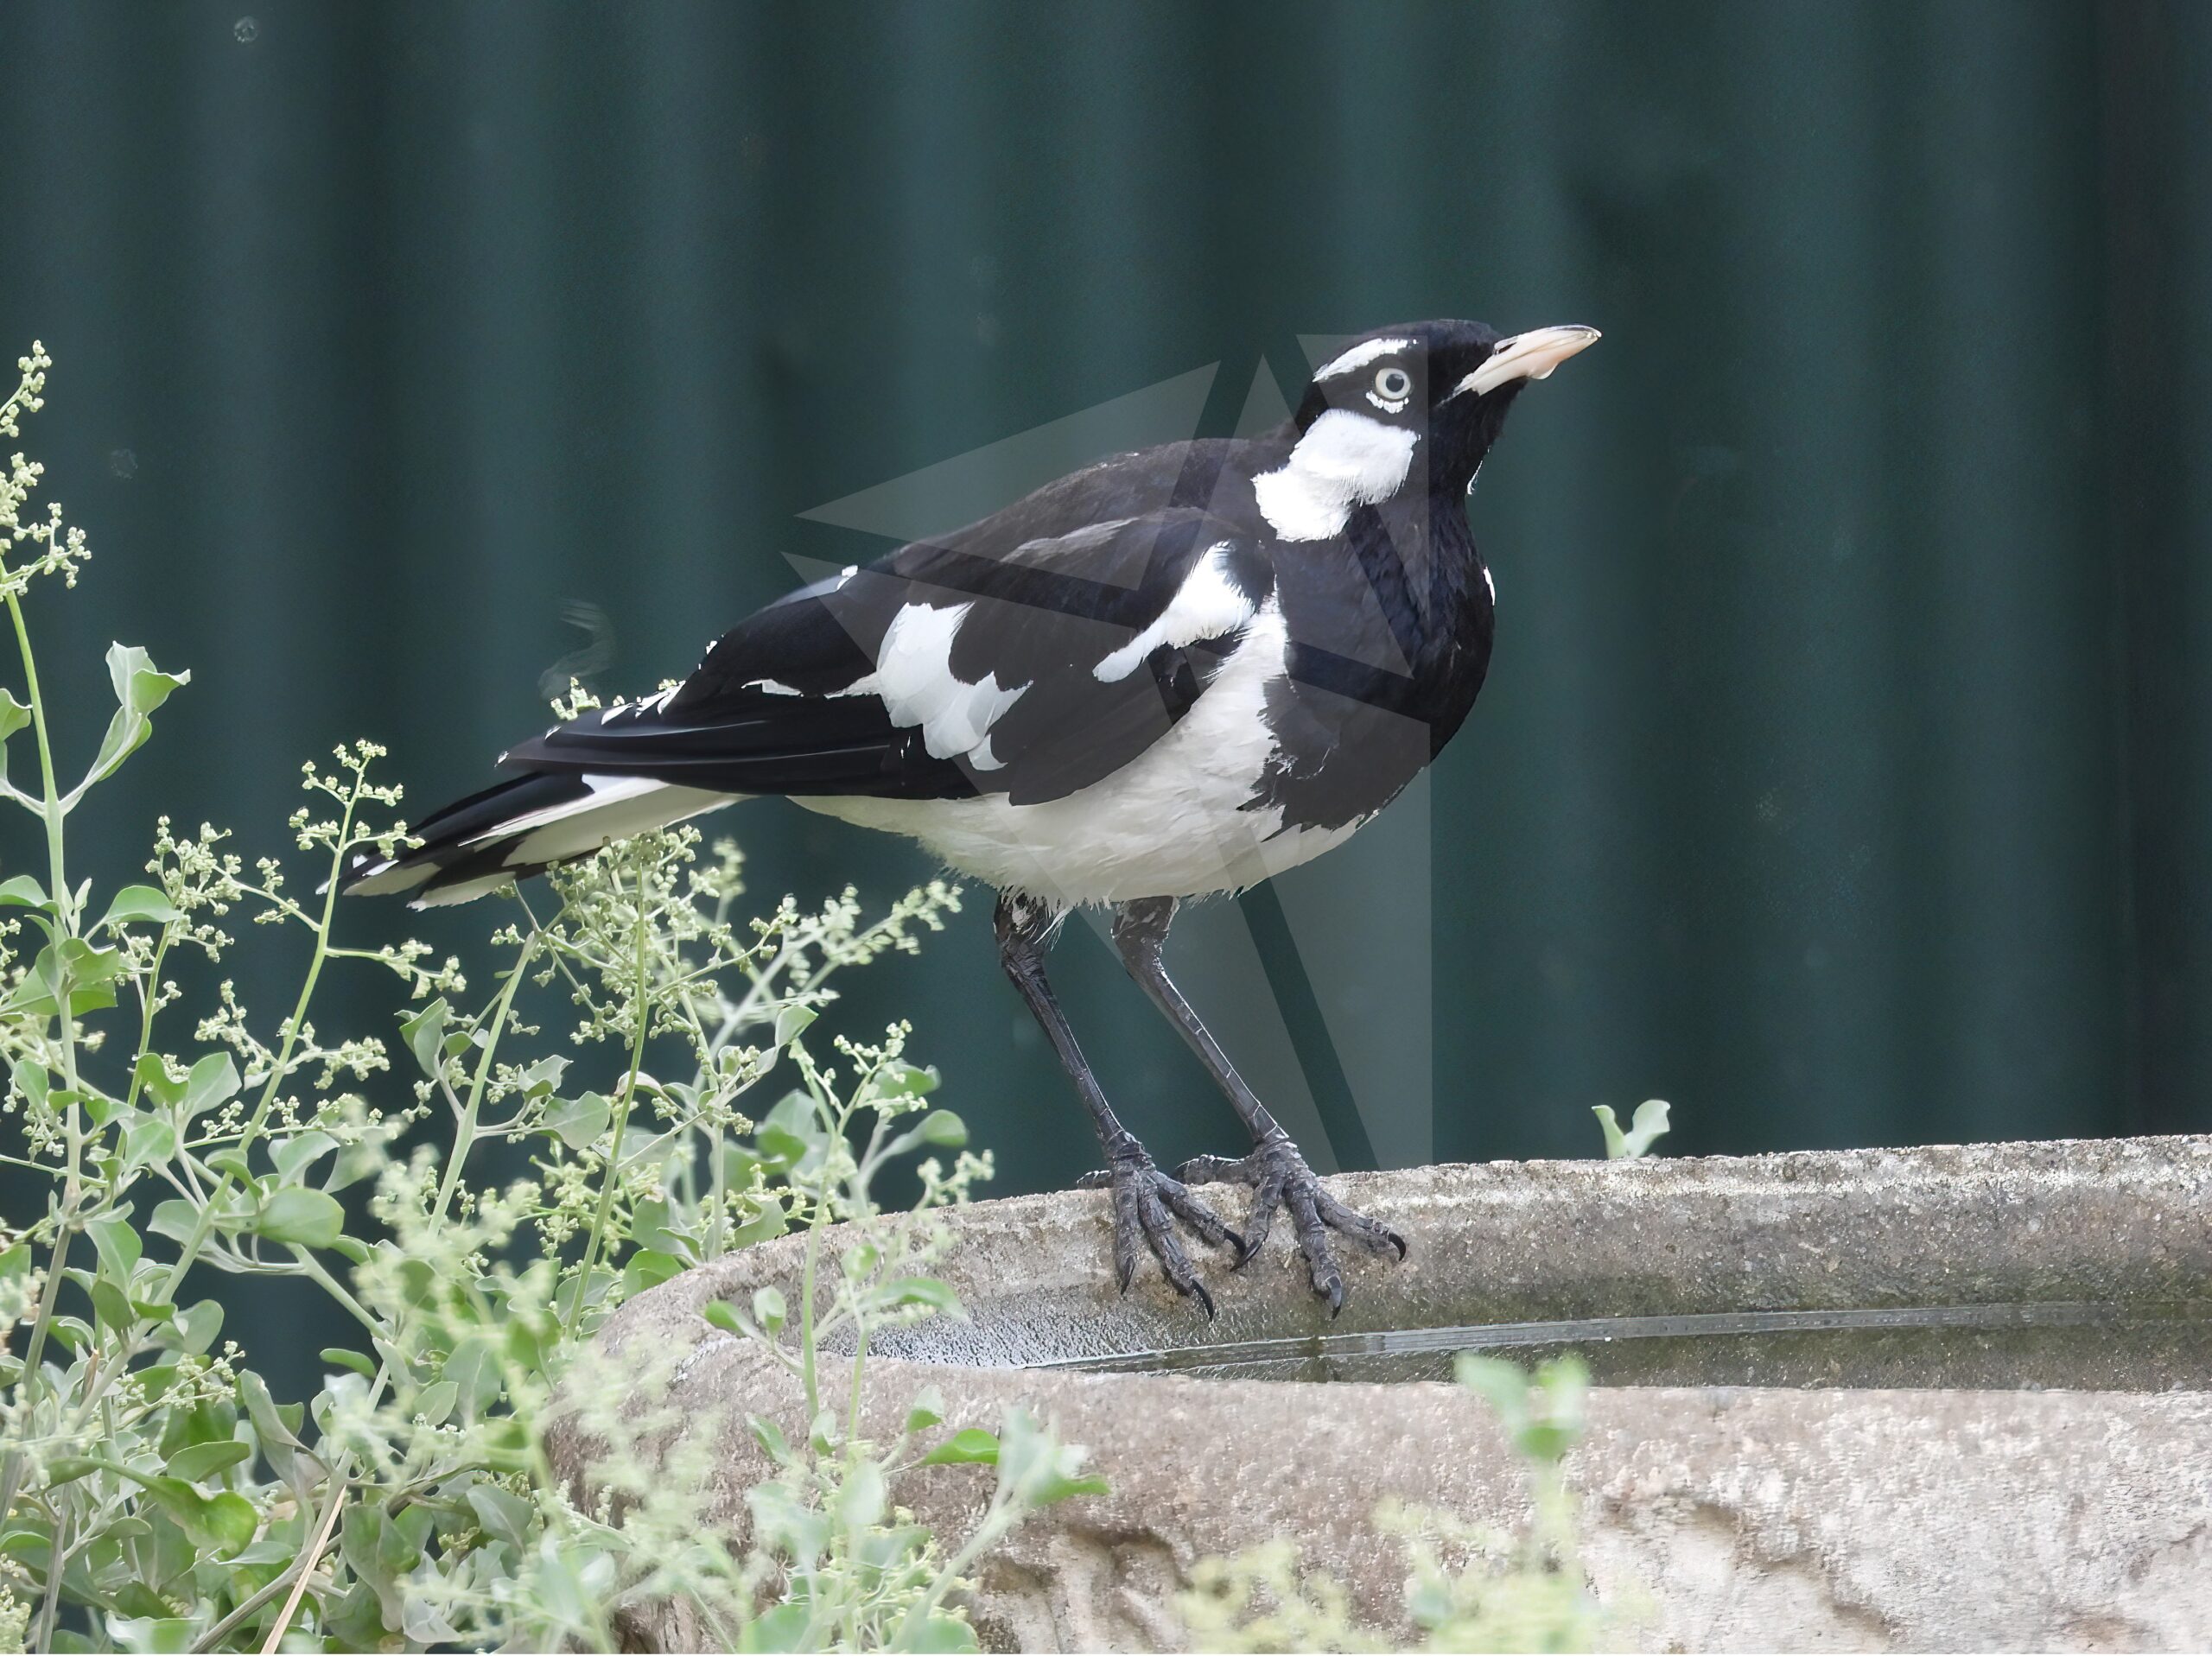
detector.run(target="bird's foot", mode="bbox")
[1074,1141,1243,1317]
[1175,1133,1406,1316]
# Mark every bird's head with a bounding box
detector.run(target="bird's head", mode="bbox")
[1292,319,1600,497]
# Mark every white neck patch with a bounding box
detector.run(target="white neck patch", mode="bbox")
[1252,410,1420,542]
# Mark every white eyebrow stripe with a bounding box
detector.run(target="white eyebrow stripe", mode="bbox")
[1313,336,1415,381]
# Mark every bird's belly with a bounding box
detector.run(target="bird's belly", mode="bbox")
[791,606,1375,905]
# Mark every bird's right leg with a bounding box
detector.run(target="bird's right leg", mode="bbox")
[994,893,1240,1316]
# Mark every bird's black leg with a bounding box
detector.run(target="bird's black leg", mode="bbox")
[995,893,1239,1315]
[1109,896,1406,1315]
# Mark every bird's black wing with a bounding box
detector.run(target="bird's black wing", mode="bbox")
[496,502,1275,808]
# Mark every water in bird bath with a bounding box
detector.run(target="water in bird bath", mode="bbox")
[1025,1298,2212,1390]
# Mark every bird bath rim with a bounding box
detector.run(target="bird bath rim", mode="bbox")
[600,1133,2212,1393]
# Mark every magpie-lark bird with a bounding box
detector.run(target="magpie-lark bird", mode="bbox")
[349,319,1599,1314]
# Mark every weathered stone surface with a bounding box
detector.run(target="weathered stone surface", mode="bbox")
[552,1138,2212,1652]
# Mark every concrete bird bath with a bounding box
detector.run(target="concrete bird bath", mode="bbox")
[551,1136,2212,1651]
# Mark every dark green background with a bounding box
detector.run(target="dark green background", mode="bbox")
[3,0,2209,1230]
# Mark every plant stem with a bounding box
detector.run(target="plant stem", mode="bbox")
[34,1507,67,1653]
[565,846,652,1341]
[257,1473,346,1655]
[895,1480,1020,1647]
[121,924,175,1112]
[0,582,85,1526]
[798,1180,824,1423]
[432,931,537,1227]
[6,588,71,930]
[155,784,360,1300]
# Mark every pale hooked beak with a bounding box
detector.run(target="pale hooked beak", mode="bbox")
[1451,324,1602,399]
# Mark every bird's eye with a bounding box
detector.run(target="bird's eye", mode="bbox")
[1374,366,1413,402]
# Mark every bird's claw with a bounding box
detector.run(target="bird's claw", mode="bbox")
[1175,1136,1405,1316]
[1077,1147,1241,1317]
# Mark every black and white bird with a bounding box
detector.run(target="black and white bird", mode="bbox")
[348,319,1599,1314]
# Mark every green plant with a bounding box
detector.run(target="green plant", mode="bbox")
[1591,1099,1669,1160]
[0,343,1096,1652]
[1177,1355,1612,1653]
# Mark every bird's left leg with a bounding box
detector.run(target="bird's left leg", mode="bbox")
[1109,896,1406,1314]
[995,893,1240,1315]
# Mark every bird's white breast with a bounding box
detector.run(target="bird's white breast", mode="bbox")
[793,598,1370,906]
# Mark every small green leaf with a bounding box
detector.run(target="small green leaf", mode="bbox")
[141,1476,254,1557]
[919,1428,1000,1467]
[148,1199,199,1248]
[179,1053,241,1126]
[43,1456,99,1488]
[0,873,48,908]
[772,1004,817,1048]
[466,1483,533,1551]
[1028,1469,1109,1506]
[81,644,190,791]
[742,1602,813,1653]
[132,1054,183,1107]
[91,1278,136,1333]
[402,1599,460,1645]
[755,1092,826,1170]
[199,1491,257,1555]
[912,1107,964,1145]
[119,1109,178,1170]
[167,1440,251,1483]
[904,1384,946,1435]
[3,937,125,1017]
[702,1301,745,1337]
[835,1460,887,1531]
[874,1061,940,1100]
[252,1188,344,1249]
[321,1347,376,1380]
[905,1615,981,1653]
[1593,1098,1672,1159]
[514,1053,569,1099]
[205,1147,251,1183]
[0,687,29,743]
[84,1210,143,1279]
[621,1247,683,1297]
[397,997,452,1079]
[106,1616,197,1653]
[100,885,181,929]
[270,1130,336,1183]
[873,1276,961,1317]
[886,1107,967,1157]
[160,1299,223,1356]
[442,1335,502,1417]
[727,1195,788,1249]
[238,1367,305,1452]
[747,1413,792,1465]
[413,1380,459,1427]
[10,1061,48,1116]
[752,1285,787,1333]
[542,1090,612,1152]
[1456,1354,1531,1420]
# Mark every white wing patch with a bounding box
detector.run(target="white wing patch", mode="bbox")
[874,602,1028,765]
[1093,542,1256,682]
[1313,336,1414,381]
[463,773,665,846]
[1253,409,1420,541]
[597,686,680,724]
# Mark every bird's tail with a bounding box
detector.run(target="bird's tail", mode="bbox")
[343,771,736,907]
